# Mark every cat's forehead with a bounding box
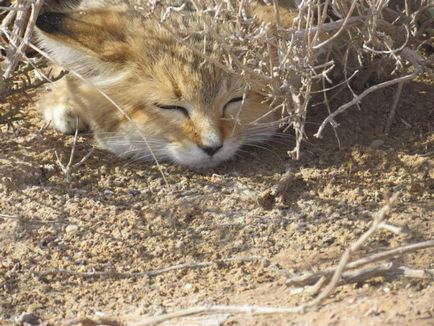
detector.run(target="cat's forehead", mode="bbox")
[175,72,238,106]
[140,52,234,105]
[123,12,236,104]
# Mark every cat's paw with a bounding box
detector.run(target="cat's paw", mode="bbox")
[42,103,88,134]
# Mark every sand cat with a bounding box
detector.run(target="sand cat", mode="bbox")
[36,1,290,168]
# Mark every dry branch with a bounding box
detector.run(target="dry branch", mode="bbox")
[314,61,421,138]
[384,81,404,134]
[54,127,94,183]
[38,256,267,280]
[0,68,66,100]
[286,239,434,286]
[2,0,43,78]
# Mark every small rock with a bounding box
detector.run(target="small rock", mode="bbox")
[41,164,55,172]
[103,189,114,196]
[369,139,384,149]
[257,190,275,210]
[65,224,79,234]
[19,313,40,325]
[129,189,141,196]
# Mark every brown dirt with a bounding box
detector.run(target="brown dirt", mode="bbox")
[0,79,433,325]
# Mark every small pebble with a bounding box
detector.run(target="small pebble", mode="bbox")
[41,164,55,172]
[19,313,40,325]
[129,189,141,196]
[65,224,79,234]
[257,190,275,210]
[184,283,193,290]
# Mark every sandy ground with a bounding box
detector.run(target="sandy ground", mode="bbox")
[0,79,433,325]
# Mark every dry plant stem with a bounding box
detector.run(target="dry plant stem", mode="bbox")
[322,51,341,149]
[39,237,433,286]
[314,68,420,138]
[272,0,281,29]
[66,317,123,326]
[305,263,387,295]
[341,262,433,282]
[378,221,407,234]
[3,0,26,78]
[384,81,404,134]
[333,262,434,285]
[3,0,43,78]
[131,264,434,325]
[393,266,434,279]
[1,6,18,29]
[0,70,66,100]
[294,16,363,38]
[313,0,358,49]
[0,28,55,84]
[55,127,93,183]
[286,239,434,286]
[312,0,330,46]
[134,305,302,326]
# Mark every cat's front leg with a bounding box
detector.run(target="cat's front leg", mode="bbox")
[38,77,89,134]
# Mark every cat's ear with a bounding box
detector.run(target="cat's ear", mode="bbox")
[36,10,133,84]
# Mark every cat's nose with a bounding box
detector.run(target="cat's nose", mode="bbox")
[199,144,223,156]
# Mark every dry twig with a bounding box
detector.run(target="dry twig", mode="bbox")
[3,0,44,78]
[286,239,434,286]
[384,81,405,134]
[54,127,94,183]
[38,256,267,280]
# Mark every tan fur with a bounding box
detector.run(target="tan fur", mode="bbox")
[37,2,285,168]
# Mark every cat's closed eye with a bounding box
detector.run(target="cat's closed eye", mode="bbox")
[155,104,190,118]
[223,96,243,117]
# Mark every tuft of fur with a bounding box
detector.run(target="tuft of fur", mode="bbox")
[36,2,282,168]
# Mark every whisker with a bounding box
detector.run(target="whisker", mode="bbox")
[100,136,164,143]
[122,147,166,158]
[241,143,285,163]
[235,148,256,158]
[123,152,169,167]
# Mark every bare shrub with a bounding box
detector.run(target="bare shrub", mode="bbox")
[1,0,432,151]
[161,1,433,157]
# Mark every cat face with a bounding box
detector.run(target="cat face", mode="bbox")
[36,9,278,168]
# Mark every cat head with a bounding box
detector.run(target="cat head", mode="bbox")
[36,9,278,168]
